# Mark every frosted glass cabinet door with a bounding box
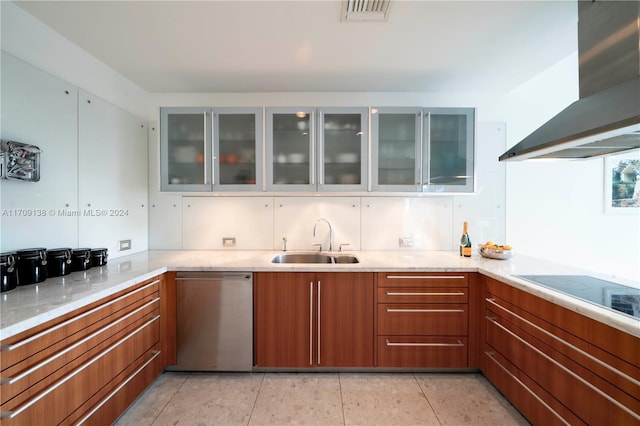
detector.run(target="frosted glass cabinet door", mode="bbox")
[266,107,316,191]
[371,107,422,192]
[213,107,263,191]
[161,107,211,191]
[318,107,368,192]
[423,108,475,193]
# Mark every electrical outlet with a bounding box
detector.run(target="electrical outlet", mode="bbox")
[399,237,413,248]
[222,237,236,247]
[118,239,131,251]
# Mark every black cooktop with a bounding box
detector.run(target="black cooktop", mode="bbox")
[517,275,640,319]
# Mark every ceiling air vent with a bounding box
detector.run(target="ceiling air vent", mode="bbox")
[341,0,391,22]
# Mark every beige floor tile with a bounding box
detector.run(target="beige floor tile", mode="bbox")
[249,373,344,426]
[151,372,263,426]
[339,373,439,426]
[115,372,190,426]
[414,373,530,425]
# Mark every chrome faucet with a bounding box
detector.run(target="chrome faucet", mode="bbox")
[312,218,333,252]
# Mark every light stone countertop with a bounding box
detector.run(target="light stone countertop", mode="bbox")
[1,250,638,340]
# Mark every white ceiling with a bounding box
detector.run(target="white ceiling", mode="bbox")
[15,0,579,93]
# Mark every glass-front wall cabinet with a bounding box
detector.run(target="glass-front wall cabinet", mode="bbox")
[214,107,262,191]
[423,108,475,193]
[161,107,262,191]
[319,107,368,191]
[371,107,422,192]
[371,107,474,193]
[161,107,211,191]
[266,107,316,191]
[266,107,368,191]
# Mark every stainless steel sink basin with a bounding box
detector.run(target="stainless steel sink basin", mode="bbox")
[271,253,359,264]
[271,253,333,264]
[332,255,359,264]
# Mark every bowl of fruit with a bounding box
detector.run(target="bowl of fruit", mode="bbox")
[479,241,514,260]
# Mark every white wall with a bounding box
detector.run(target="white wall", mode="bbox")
[0,1,149,118]
[504,53,640,282]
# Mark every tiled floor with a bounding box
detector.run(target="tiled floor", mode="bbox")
[115,372,530,426]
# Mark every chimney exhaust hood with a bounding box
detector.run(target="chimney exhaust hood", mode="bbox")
[500,0,640,161]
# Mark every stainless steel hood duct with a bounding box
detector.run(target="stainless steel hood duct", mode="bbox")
[500,0,640,161]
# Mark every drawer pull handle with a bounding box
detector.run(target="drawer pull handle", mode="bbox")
[487,316,640,421]
[386,275,465,280]
[386,308,464,313]
[386,291,465,296]
[75,349,161,425]
[1,279,160,351]
[1,298,159,385]
[386,339,464,347]
[485,297,640,388]
[0,315,160,420]
[485,351,570,426]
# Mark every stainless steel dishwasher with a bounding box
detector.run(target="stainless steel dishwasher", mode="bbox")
[169,271,253,371]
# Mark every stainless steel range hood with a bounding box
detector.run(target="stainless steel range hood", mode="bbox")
[500,0,640,161]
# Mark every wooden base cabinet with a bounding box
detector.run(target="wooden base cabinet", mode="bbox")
[481,277,640,426]
[254,272,374,368]
[0,275,167,426]
[376,272,470,368]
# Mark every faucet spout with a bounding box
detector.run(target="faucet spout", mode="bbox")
[312,218,333,252]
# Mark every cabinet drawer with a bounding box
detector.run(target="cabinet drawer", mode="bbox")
[377,304,467,335]
[0,278,160,371]
[65,346,163,426]
[1,300,159,406]
[377,336,467,368]
[483,349,583,426]
[377,273,468,288]
[377,287,467,304]
[486,314,640,425]
[0,315,160,426]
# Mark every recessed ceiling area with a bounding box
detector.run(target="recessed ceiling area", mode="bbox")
[14,0,578,93]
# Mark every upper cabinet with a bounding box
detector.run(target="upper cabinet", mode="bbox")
[161,107,211,192]
[266,107,368,192]
[214,107,263,191]
[423,108,475,193]
[160,107,262,192]
[371,107,475,193]
[371,107,422,192]
[160,105,474,194]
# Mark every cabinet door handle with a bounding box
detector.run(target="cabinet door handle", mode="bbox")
[0,315,160,420]
[212,113,220,185]
[385,339,464,347]
[309,281,313,366]
[385,291,465,296]
[1,297,159,385]
[1,280,160,352]
[424,111,431,185]
[75,349,161,425]
[485,297,640,388]
[204,111,210,185]
[486,316,640,421]
[385,275,465,280]
[484,351,570,426]
[310,111,316,186]
[317,280,321,365]
[386,308,464,313]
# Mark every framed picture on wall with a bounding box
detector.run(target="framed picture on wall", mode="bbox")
[604,150,640,214]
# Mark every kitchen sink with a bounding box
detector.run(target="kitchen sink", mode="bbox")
[271,253,359,264]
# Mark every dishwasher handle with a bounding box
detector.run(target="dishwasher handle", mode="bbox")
[176,272,252,281]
